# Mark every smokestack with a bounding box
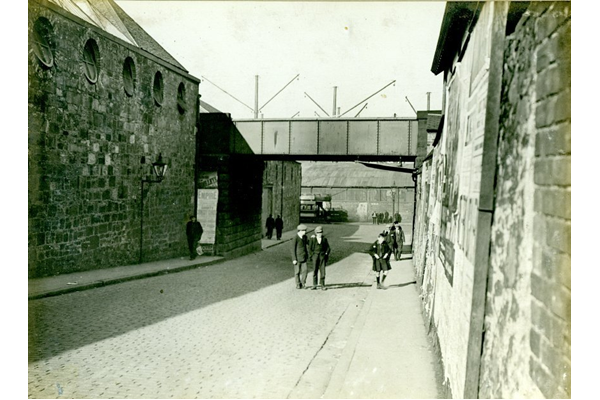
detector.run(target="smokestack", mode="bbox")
[254,75,259,119]
[332,86,338,117]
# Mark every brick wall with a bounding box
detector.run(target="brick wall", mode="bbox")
[478,3,570,398]
[28,0,199,277]
[530,2,571,397]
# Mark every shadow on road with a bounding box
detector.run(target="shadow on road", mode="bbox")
[385,280,417,288]
[29,223,381,363]
[323,282,372,290]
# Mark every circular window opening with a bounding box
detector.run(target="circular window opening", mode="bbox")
[153,71,164,106]
[82,39,100,84]
[123,57,136,97]
[32,17,54,68]
[177,82,186,114]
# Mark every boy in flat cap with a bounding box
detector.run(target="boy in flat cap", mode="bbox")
[291,224,309,289]
[308,226,331,290]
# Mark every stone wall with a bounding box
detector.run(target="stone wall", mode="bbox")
[28,0,199,278]
[478,2,571,398]
[197,155,263,258]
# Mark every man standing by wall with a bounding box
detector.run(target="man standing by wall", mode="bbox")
[265,214,275,239]
[186,215,203,260]
[275,215,284,240]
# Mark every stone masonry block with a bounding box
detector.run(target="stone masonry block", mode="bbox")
[535,2,571,45]
[550,284,570,321]
[536,65,562,99]
[545,218,571,254]
[535,123,571,157]
[535,96,557,128]
[531,272,552,305]
[538,187,571,219]
[529,356,554,399]
[554,89,570,123]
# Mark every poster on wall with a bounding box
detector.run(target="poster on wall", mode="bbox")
[439,75,462,286]
[197,171,218,245]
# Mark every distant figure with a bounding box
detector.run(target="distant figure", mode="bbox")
[369,233,392,289]
[186,215,203,260]
[291,224,309,289]
[309,226,331,290]
[377,213,383,224]
[384,211,389,224]
[275,215,284,240]
[371,211,377,224]
[394,221,405,260]
[394,212,401,223]
[265,214,275,239]
[388,223,399,260]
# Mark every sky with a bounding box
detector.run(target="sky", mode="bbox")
[116,0,446,119]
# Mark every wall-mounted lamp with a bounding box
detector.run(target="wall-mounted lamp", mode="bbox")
[140,153,168,263]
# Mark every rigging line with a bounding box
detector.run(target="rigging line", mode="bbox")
[354,103,368,118]
[405,96,418,115]
[339,80,396,117]
[201,76,254,112]
[259,74,300,111]
[304,92,330,117]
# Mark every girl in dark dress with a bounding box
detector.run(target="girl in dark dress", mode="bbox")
[369,233,392,289]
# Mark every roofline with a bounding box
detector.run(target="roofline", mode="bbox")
[431,1,482,75]
[232,117,419,123]
[33,0,201,84]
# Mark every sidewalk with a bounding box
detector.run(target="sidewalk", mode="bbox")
[323,256,442,398]
[28,228,304,301]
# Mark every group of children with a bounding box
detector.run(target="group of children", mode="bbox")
[290,222,405,290]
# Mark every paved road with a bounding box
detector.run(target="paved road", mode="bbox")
[28,223,438,399]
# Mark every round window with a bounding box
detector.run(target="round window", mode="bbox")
[83,39,100,84]
[153,71,164,106]
[32,17,54,68]
[123,57,136,96]
[177,82,186,114]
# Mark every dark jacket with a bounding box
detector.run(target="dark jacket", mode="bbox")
[369,240,391,259]
[291,234,309,263]
[186,220,203,240]
[308,235,331,261]
[369,239,392,270]
[275,217,283,230]
[266,216,275,229]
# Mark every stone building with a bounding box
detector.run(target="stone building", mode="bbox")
[262,161,301,236]
[413,2,570,398]
[28,0,200,278]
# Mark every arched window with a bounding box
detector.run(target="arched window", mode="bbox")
[177,82,186,114]
[82,39,100,83]
[153,71,164,106]
[123,57,136,96]
[32,17,54,68]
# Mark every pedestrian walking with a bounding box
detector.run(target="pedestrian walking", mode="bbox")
[371,211,377,224]
[186,215,203,260]
[265,214,275,239]
[308,226,331,290]
[384,211,389,224]
[387,223,399,260]
[275,215,284,240]
[394,221,405,260]
[369,233,392,289]
[291,224,309,289]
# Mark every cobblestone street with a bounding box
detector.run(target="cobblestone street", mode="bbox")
[29,223,440,399]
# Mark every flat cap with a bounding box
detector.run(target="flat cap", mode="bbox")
[315,226,323,233]
[297,224,308,231]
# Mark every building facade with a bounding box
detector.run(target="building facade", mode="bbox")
[413,2,570,398]
[262,161,301,236]
[28,0,200,278]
